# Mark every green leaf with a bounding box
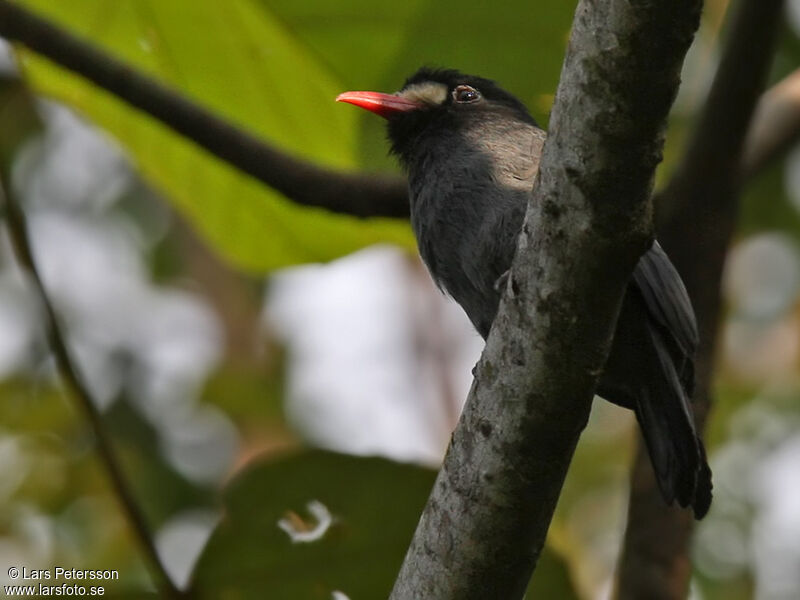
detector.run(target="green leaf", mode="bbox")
[191,450,435,599]
[15,0,412,272]
[14,0,577,272]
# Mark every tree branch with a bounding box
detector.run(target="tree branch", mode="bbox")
[742,67,800,177]
[0,77,186,599]
[0,0,409,219]
[616,1,785,598]
[389,1,701,598]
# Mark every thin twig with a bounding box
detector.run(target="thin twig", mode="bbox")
[616,1,785,598]
[0,122,186,599]
[0,0,408,219]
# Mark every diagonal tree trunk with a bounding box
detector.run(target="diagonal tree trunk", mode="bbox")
[389,1,702,597]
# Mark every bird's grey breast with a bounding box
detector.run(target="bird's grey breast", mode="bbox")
[408,121,547,336]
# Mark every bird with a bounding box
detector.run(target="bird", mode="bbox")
[337,67,712,518]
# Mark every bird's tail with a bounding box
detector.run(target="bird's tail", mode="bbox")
[634,320,712,519]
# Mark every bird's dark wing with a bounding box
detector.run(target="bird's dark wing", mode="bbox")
[631,241,698,357]
[601,243,711,517]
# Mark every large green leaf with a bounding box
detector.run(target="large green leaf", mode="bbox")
[15,0,412,272]
[191,450,579,599]
[192,451,435,599]
[15,0,576,272]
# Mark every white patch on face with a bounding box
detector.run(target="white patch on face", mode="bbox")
[398,82,448,106]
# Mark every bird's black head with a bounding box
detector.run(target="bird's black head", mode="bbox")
[337,67,537,166]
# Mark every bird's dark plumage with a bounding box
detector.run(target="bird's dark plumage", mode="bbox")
[341,67,712,518]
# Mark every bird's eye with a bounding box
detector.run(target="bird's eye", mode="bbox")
[453,85,481,104]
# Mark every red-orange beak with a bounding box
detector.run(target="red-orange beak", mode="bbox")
[336,91,423,119]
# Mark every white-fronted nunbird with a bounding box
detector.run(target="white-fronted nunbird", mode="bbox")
[337,68,712,518]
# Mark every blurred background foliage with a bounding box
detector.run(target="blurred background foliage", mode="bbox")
[0,0,799,598]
